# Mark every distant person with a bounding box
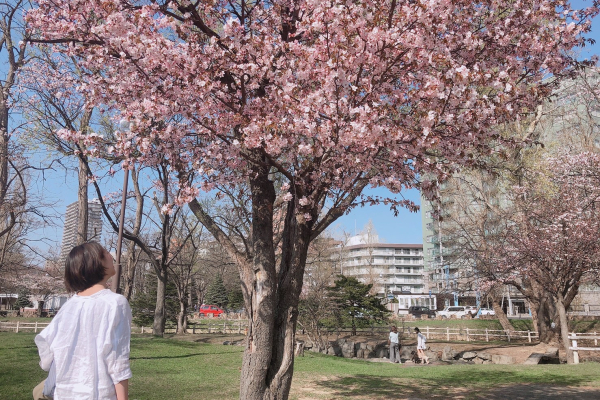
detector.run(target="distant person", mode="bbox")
[388,325,401,363]
[33,242,132,400]
[414,327,429,364]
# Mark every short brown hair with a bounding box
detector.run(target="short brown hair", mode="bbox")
[64,242,108,292]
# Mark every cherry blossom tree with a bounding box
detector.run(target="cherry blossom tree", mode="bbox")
[487,153,600,363]
[27,0,597,398]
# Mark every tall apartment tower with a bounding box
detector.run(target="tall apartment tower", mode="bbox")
[59,199,103,265]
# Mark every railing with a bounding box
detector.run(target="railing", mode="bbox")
[569,333,600,364]
[0,321,50,333]
[0,320,538,343]
[310,325,538,343]
[396,326,537,343]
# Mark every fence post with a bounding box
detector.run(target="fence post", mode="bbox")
[35,321,39,333]
[15,321,19,333]
[485,328,489,342]
[426,326,430,339]
[466,328,470,342]
[506,330,511,343]
[208,324,212,334]
[528,330,531,343]
[595,332,598,347]
[572,336,579,364]
[238,320,242,334]
[224,321,227,334]
[446,327,450,341]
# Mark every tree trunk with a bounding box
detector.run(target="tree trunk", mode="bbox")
[122,245,137,301]
[0,104,9,211]
[535,294,559,344]
[37,300,45,317]
[491,295,514,332]
[123,168,144,301]
[153,267,167,336]
[75,156,88,245]
[556,292,573,364]
[75,110,93,245]
[177,300,187,334]
[238,166,312,400]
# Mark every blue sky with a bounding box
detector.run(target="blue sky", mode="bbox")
[26,0,600,250]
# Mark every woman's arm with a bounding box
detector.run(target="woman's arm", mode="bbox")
[115,379,128,400]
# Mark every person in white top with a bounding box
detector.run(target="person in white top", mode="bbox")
[388,326,401,363]
[34,242,132,400]
[414,327,429,364]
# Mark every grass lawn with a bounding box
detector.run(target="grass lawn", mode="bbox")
[2,332,600,400]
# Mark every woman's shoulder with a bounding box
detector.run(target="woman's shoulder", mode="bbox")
[97,289,130,307]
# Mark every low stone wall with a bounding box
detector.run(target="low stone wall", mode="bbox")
[308,339,519,365]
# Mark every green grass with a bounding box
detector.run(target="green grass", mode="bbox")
[2,332,600,400]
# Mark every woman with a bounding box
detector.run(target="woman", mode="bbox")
[414,327,429,364]
[34,242,132,400]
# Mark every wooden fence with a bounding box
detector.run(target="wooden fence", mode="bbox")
[569,333,600,364]
[0,320,537,343]
[0,321,50,333]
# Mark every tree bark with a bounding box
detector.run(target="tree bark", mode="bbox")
[75,109,93,245]
[122,168,143,301]
[556,292,573,364]
[491,295,514,332]
[237,165,313,400]
[177,299,187,334]
[153,268,167,336]
[75,156,88,245]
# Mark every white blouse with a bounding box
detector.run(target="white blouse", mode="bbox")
[35,289,132,400]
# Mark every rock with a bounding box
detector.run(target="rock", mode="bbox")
[441,346,456,361]
[222,341,230,345]
[478,352,492,361]
[473,357,484,365]
[491,354,516,365]
[341,341,356,358]
[524,353,544,365]
[482,360,493,364]
[546,347,559,357]
[461,351,477,360]
[356,348,365,359]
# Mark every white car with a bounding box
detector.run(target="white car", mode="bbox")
[478,308,496,316]
[437,306,469,319]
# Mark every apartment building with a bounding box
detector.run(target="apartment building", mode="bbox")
[340,235,436,312]
[59,199,103,265]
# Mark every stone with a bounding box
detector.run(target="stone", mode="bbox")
[441,346,455,361]
[473,357,484,365]
[491,354,516,365]
[546,347,559,357]
[461,351,477,360]
[356,348,365,359]
[523,353,544,365]
[478,352,492,361]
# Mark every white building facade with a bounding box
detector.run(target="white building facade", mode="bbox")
[340,237,436,313]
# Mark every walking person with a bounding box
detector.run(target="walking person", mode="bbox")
[34,242,132,400]
[414,327,429,364]
[388,325,401,363]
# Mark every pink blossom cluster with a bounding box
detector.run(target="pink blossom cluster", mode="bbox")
[488,152,600,293]
[25,0,597,216]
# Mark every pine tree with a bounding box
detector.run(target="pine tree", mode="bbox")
[204,275,228,308]
[15,288,33,309]
[327,275,390,335]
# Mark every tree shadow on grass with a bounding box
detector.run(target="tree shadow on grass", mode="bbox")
[313,370,599,400]
[131,349,242,360]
